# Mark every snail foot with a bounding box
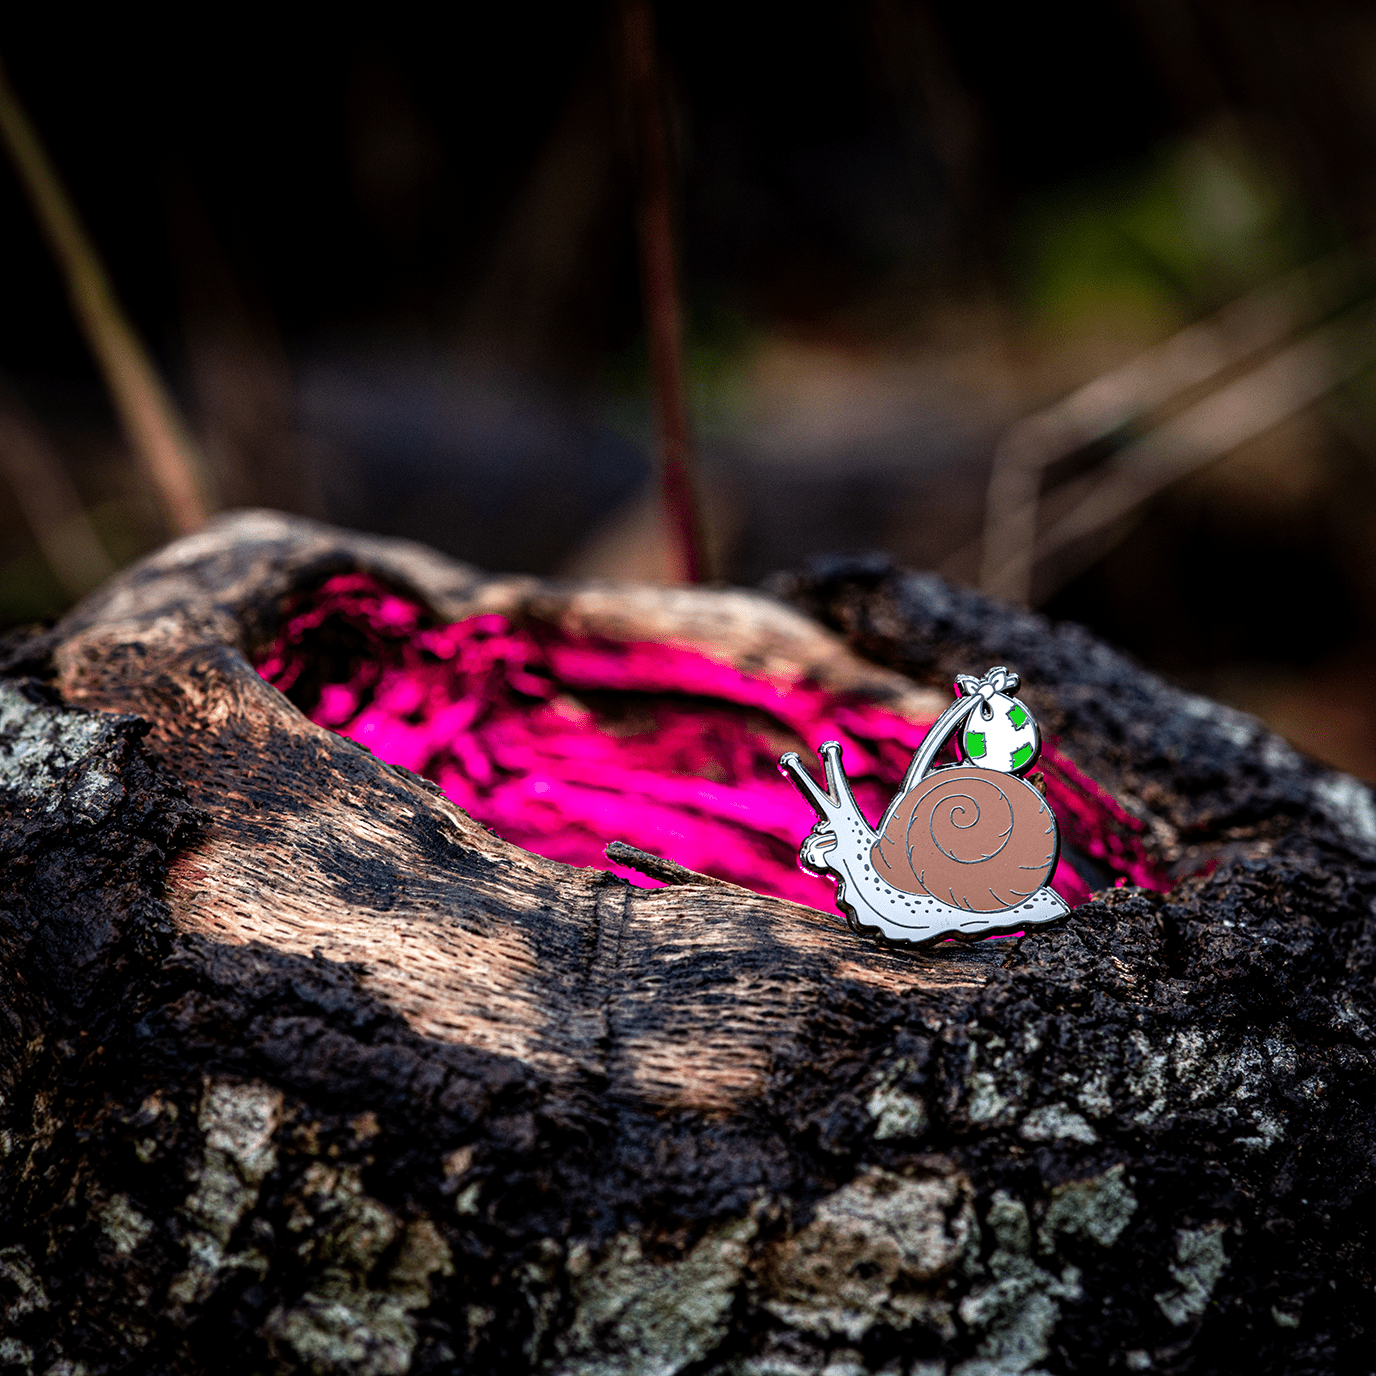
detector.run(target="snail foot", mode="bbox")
[839,882,1070,948]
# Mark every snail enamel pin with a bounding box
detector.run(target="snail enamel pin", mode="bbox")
[779,666,1069,945]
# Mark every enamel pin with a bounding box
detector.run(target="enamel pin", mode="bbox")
[779,666,1069,945]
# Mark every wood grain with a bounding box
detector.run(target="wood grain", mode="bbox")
[49,511,965,1113]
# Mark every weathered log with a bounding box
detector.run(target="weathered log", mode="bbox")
[0,511,1371,1375]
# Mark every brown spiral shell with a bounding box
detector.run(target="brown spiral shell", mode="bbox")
[870,766,1057,912]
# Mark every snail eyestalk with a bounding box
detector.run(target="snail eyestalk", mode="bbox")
[819,740,864,818]
[780,741,871,832]
[778,749,840,821]
[779,743,878,879]
[779,666,1070,946]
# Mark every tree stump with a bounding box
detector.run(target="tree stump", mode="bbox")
[1,511,1371,1376]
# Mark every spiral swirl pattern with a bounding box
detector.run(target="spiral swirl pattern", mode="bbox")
[870,767,1057,911]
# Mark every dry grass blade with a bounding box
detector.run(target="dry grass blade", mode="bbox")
[622,0,709,584]
[0,56,209,536]
[1015,318,1373,602]
[0,385,114,598]
[975,254,1376,605]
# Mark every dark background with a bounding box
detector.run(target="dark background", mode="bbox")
[4,1,1376,774]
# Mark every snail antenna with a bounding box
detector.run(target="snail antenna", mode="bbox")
[779,741,869,828]
[778,749,838,821]
[819,740,863,819]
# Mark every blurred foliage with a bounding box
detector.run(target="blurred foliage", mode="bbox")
[1011,128,1329,330]
[599,296,757,447]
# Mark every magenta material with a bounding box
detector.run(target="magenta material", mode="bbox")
[255,574,1170,914]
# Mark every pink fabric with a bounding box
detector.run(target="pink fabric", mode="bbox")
[256,574,1171,915]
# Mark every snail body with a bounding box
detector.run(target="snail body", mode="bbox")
[780,666,1069,945]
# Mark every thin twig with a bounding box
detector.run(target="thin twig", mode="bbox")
[1016,317,1372,600]
[976,254,1368,603]
[622,0,708,583]
[968,307,1376,603]
[604,839,731,887]
[0,55,210,535]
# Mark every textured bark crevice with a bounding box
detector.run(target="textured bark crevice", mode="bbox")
[0,513,1371,1375]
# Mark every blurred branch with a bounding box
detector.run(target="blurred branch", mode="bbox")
[0,383,114,598]
[976,254,1376,604]
[0,56,210,536]
[622,0,708,584]
[1016,316,1373,602]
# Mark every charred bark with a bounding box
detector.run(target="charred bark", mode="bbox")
[0,513,1370,1376]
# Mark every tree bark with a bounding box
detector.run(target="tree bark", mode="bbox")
[0,512,1371,1376]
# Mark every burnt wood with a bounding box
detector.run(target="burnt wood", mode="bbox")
[0,511,1371,1376]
